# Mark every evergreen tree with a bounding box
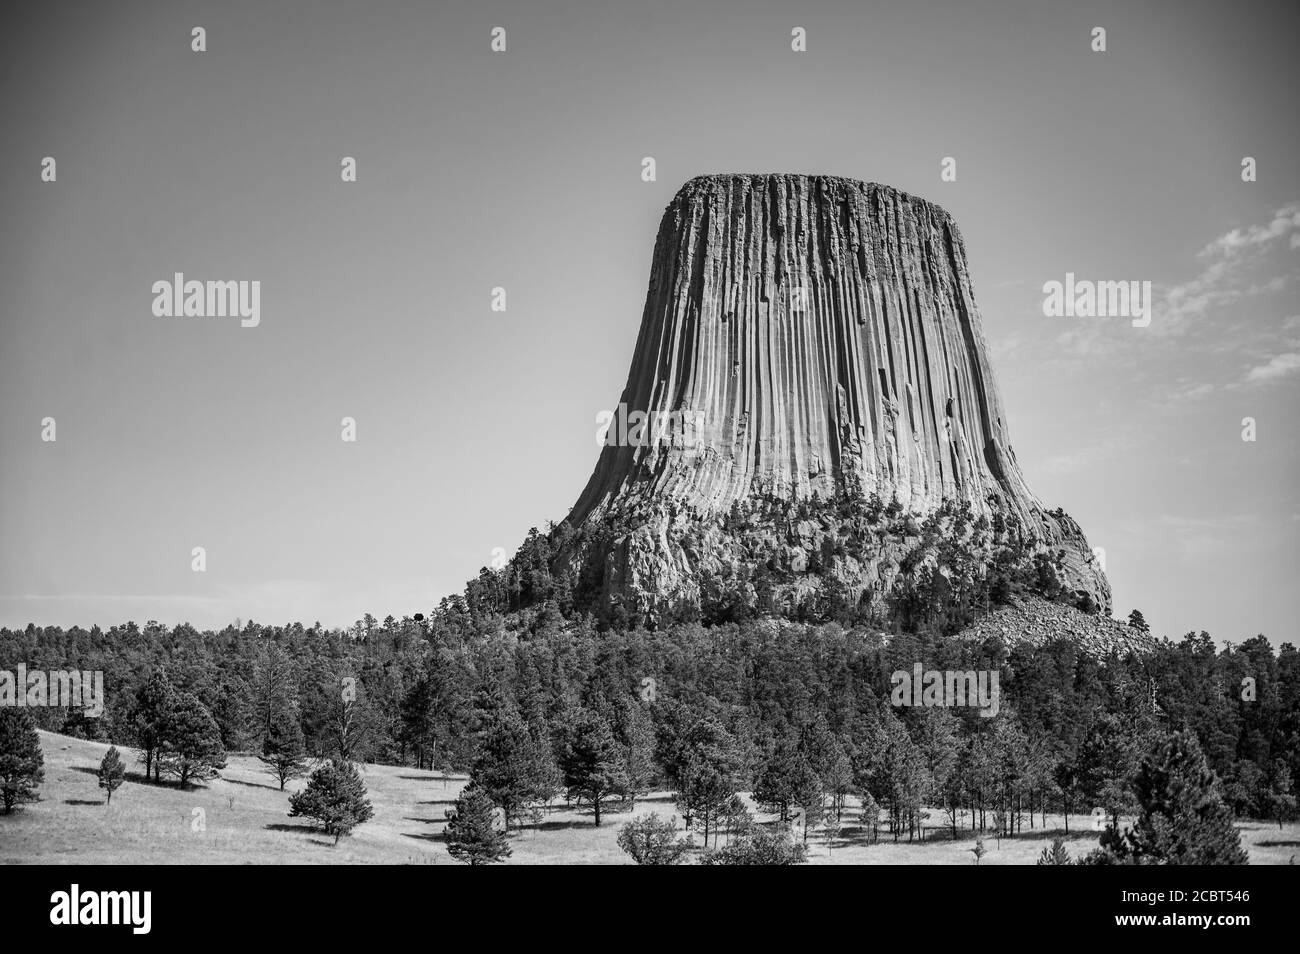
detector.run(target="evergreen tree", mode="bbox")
[131,669,176,783]
[1100,730,1248,865]
[471,699,558,829]
[558,707,627,826]
[445,784,512,865]
[259,705,309,790]
[666,715,741,847]
[753,725,804,821]
[1077,712,1138,829]
[288,758,374,844]
[98,745,125,804]
[157,691,227,787]
[1265,759,1297,830]
[251,642,297,746]
[399,673,439,770]
[0,707,44,813]
[614,699,657,808]
[792,760,825,844]
[1036,836,1072,865]
[859,791,880,844]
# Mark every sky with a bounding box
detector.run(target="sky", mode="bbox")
[1,0,1296,646]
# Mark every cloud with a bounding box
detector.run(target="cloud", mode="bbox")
[1157,201,1299,338]
[1200,202,1300,257]
[1167,381,1214,401]
[1243,351,1300,384]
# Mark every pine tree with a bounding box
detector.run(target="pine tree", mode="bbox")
[98,745,125,804]
[288,758,374,844]
[0,708,44,813]
[252,642,297,746]
[559,707,627,827]
[259,706,308,790]
[666,715,741,847]
[131,669,176,783]
[792,760,825,844]
[753,725,803,821]
[157,691,227,788]
[1077,712,1139,829]
[471,701,558,829]
[445,784,512,865]
[1101,730,1248,865]
[615,699,657,808]
[1265,759,1297,830]
[859,791,880,844]
[399,674,439,770]
[1036,836,1072,865]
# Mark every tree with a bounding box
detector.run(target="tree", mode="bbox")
[614,699,657,808]
[859,791,880,844]
[1036,837,1072,865]
[399,673,439,770]
[753,725,804,821]
[1077,712,1139,829]
[471,701,559,830]
[667,716,741,847]
[445,784,512,865]
[558,708,627,826]
[792,760,825,844]
[616,813,692,865]
[0,708,44,813]
[970,838,987,865]
[876,706,929,841]
[131,669,176,783]
[700,824,808,865]
[98,745,125,804]
[157,691,227,788]
[252,642,298,747]
[259,706,308,790]
[1099,730,1248,865]
[1264,759,1297,830]
[823,809,842,857]
[1127,609,1149,633]
[288,758,374,844]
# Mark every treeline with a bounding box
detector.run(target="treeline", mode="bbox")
[2,606,1297,843]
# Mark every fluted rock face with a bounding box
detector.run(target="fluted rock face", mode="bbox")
[567,174,1109,619]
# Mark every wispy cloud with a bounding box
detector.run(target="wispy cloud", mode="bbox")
[1158,201,1300,338]
[1200,202,1300,257]
[1243,351,1300,384]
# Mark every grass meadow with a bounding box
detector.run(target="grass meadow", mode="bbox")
[4,731,1297,865]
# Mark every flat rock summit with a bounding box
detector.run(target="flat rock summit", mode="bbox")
[560,173,1110,625]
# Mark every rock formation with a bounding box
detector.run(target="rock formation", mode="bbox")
[562,174,1109,623]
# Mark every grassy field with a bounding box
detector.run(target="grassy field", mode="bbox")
[4,731,1297,865]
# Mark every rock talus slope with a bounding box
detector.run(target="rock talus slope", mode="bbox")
[566,174,1109,620]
